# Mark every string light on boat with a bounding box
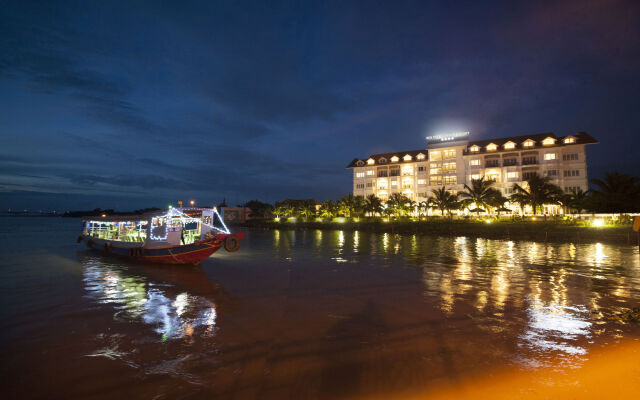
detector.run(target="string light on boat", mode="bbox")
[149,207,230,241]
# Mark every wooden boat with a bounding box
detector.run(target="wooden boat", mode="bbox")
[77,207,242,265]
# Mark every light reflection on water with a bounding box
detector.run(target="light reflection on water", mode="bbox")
[82,259,217,342]
[270,229,640,370]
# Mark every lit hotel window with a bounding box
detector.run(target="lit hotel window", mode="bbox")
[403,154,412,161]
[356,172,364,178]
[391,155,399,162]
[417,153,426,160]
[523,140,534,147]
[418,179,426,185]
[401,166,414,175]
[542,137,556,145]
[430,151,442,161]
[564,137,575,144]
[470,174,481,180]
[443,175,457,185]
[470,159,480,166]
[443,149,456,159]
[486,143,497,151]
[544,153,556,160]
[504,142,515,149]
[366,170,374,176]
[443,162,456,172]
[367,158,375,165]
[469,145,480,152]
[507,171,518,179]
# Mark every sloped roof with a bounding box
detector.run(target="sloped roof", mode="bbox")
[347,132,598,167]
[346,149,426,168]
[464,131,598,154]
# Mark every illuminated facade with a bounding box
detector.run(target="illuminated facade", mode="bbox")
[347,132,598,211]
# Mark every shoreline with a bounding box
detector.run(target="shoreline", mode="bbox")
[237,219,639,246]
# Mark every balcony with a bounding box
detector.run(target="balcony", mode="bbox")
[485,161,500,168]
[522,159,538,165]
[503,159,518,166]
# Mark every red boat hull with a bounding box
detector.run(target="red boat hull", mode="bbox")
[80,233,242,265]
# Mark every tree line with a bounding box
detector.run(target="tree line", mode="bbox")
[244,172,640,219]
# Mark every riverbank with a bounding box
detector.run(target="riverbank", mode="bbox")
[238,219,638,245]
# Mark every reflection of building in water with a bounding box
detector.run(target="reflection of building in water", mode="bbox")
[83,261,217,341]
[353,231,359,253]
[417,238,640,367]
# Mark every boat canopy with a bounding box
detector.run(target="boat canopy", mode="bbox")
[82,207,229,246]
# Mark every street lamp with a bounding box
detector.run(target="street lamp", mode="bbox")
[190,200,195,207]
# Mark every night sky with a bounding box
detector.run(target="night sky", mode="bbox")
[2,0,639,211]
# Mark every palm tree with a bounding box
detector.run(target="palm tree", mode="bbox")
[590,172,640,213]
[407,200,418,216]
[556,193,573,215]
[509,191,527,215]
[386,193,411,217]
[429,187,459,217]
[363,194,384,216]
[510,175,563,215]
[338,194,356,217]
[418,201,429,217]
[353,195,365,218]
[460,177,500,216]
[319,200,338,218]
[298,204,316,220]
[567,188,591,214]
[281,205,295,218]
[488,191,510,216]
[273,206,288,219]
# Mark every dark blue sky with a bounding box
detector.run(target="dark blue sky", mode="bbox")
[2,0,639,211]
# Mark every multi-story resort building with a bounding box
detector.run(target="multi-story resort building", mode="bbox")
[347,131,598,214]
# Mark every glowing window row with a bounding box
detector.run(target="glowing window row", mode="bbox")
[469,136,575,152]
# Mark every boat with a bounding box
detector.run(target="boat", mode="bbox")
[77,207,242,265]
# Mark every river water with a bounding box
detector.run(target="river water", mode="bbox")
[1,217,640,399]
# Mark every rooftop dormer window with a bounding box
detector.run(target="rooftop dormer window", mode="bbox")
[504,141,516,150]
[523,139,535,148]
[356,160,364,166]
[470,145,480,152]
[486,143,497,151]
[378,157,387,164]
[367,158,375,165]
[563,136,576,144]
[417,153,425,160]
[542,137,556,146]
[403,154,412,161]
[390,155,399,162]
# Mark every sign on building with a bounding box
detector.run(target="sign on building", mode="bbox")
[426,131,470,146]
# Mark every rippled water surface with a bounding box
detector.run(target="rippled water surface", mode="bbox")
[1,217,640,399]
